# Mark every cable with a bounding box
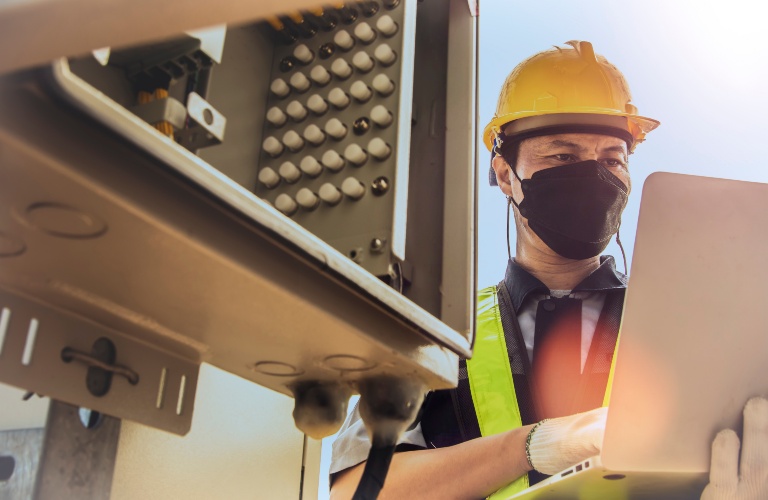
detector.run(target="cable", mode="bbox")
[615,223,628,274]
[351,443,397,500]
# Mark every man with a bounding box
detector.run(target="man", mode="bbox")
[330,41,767,500]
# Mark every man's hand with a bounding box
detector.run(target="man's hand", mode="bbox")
[701,397,768,500]
[527,406,607,475]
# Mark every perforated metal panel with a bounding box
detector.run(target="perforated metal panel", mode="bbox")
[254,2,415,276]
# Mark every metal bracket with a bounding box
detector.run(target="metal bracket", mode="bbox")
[0,288,199,435]
[175,92,226,151]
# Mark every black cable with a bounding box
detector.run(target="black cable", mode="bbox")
[351,443,397,500]
[615,223,628,274]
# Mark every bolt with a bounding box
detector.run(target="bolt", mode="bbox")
[383,0,400,9]
[371,176,390,195]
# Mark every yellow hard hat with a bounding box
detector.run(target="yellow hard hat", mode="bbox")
[483,41,659,154]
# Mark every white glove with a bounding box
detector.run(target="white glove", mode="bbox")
[527,407,607,475]
[701,397,768,500]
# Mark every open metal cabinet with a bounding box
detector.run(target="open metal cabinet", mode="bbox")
[0,0,477,497]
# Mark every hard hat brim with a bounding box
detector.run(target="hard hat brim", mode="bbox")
[483,110,660,153]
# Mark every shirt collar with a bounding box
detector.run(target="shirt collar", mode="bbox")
[503,255,627,312]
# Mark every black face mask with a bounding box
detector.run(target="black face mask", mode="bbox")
[509,160,629,260]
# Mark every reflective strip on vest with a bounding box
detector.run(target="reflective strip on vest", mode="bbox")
[467,286,528,497]
[466,286,620,499]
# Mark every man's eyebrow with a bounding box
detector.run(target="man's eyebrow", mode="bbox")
[540,140,627,157]
[542,140,582,150]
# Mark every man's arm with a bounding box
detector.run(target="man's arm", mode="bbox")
[330,424,533,500]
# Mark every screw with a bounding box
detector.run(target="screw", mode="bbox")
[353,117,371,135]
[383,0,400,9]
[371,176,390,195]
[370,238,385,252]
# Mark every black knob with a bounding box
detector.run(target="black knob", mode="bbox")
[319,43,336,59]
[353,117,371,135]
[359,1,379,17]
[280,56,298,72]
[338,6,358,24]
[371,176,390,195]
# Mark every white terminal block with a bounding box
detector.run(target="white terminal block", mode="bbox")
[374,44,397,66]
[368,138,391,160]
[310,65,331,86]
[341,177,366,200]
[350,81,372,102]
[325,118,348,140]
[344,144,368,166]
[354,22,376,43]
[293,44,314,64]
[321,150,345,172]
[278,161,302,183]
[306,94,329,115]
[319,183,343,205]
[300,156,323,177]
[289,72,311,92]
[331,59,353,79]
[334,30,355,51]
[376,15,398,36]
[372,74,395,96]
[304,124,326,146]
[258,167,280,188]
[266,106,287,127]
[270,78,290,98]
[263,136,284,157]
[296,188,320,210]
[370,105,393,127]
[328,88,350,109]
[286,100,308,121]
[352,51,374,72]
[275,193,298,216]
[283,130,305,151]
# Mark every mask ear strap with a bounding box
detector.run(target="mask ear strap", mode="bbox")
[615,222,628,274]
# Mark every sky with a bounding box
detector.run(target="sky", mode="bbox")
[320,0,768,497]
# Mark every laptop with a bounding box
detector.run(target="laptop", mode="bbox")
[507,172,768,499]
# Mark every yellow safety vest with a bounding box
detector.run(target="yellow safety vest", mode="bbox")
[466,286,619,499]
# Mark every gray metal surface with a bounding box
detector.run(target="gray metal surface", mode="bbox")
[34,401,121,500]
[0,428,43,500]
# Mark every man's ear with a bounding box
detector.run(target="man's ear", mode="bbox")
[491,155,514,197]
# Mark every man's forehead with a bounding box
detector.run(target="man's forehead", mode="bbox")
[522,133,628,154]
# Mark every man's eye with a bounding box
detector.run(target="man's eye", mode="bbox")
[601,158,626,168]
[552,154,576,162]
